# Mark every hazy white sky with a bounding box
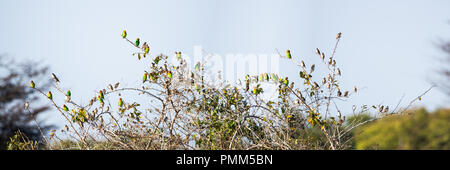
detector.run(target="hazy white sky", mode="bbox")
[1,0,449,128]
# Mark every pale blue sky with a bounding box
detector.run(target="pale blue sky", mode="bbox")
[1,0,449,127]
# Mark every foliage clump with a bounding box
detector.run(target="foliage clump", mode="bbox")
[354,108,450,150]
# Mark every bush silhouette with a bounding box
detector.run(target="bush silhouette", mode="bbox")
[0,56,54,150]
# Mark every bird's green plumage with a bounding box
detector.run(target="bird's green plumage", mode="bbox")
[118,98,123,107]
[30,80,35,88]
[286,50,292,59]
[122,30,127,38]
[47,91,52,100]
[63,105,69,111]
[143,73,148,83]
[135,38,140,47]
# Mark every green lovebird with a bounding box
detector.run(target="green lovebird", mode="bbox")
[122,30,127,38]
[253,87,258,94]
[154,56,160,64]
[194,83,199,90]
[195,62,200,71]
[47,91,53,100]
[272,74,279,82]
[167,71,173,79]
[176,52,181,60]
[264,73,269,81]
[66,90,71,97]
[135,38,140,47]
[30,80,35,88]
[62,104,69,112]
[283,77,289,86]
[99,90,104,99]
[98,96,104,103]
[142,42,149,54]
[286,50,292,59]
[118,98,123,107]
[143,72,148,83]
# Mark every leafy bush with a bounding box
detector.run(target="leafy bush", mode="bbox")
[21,31,420,150]
[353,108,450,150]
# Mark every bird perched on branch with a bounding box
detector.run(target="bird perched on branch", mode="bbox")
[122,30,127,38]
[142,42,149,54]
[143,72,148,83]
[30,80,35,88]
[195,62,200,71]
[62,104,69,111]
[51,73,60,83]
[118,98,123,107]
[176,51,181,60]
[167,71,173,79]
[47,91,53,100]
[24,102,29,110]
[283,77,289,86]
[286,50,292,59]
[98,90,104,103]
[108,84,114,91]
[135,38,140,47]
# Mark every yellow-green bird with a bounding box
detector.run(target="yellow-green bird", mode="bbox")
[135,38,140,47]
[62,104,69,111]
[286,50,292,59]
[47,91,53,100]
[283,77,289,86]
[99,90,104,98]
[195,62,200,71]
[66,90,71,97]
[142,42,149,54]
[272,74,279,82]
[253,86,258,94]
[167,71,173,79]
[118,98,123,107]
[194,83,199,90]
[30,80,35,88]
[98,95,104,103]
[154,56,161,64]
[98,90,104,101]
[176,51,181,60]
[122,30,127,38]
[143,72,148,83]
